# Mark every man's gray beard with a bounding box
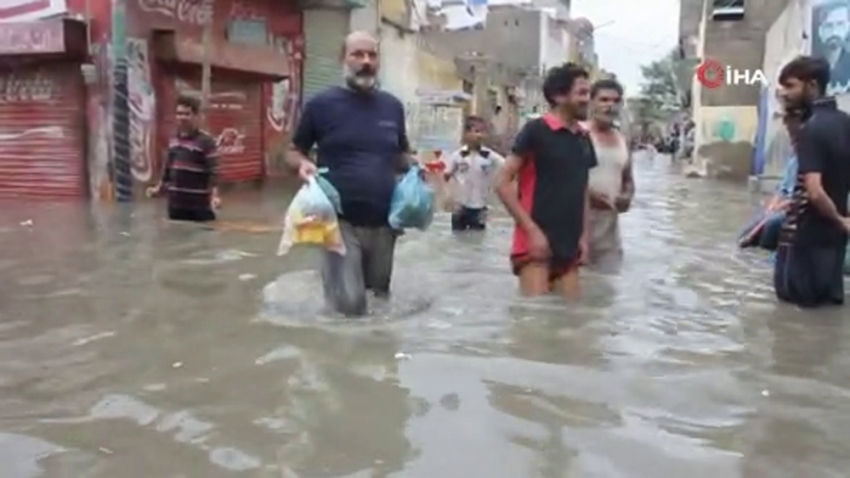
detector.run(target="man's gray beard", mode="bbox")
[342,66,377,90]
[346,75,376,90]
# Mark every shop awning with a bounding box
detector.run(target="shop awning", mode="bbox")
[0,18,87,57]
[151,30,290,80]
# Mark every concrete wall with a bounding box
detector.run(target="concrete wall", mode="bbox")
[759,0,810,179]
[699,0,791,108]
[692,0,792,180]
[695,106,758,178]
[679,0,703,57]
[380,26,420,102]
[420,6,543,73]
[541,14,567,72]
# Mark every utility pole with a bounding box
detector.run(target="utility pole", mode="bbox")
[111,0,132,201]
[200,20,212,128]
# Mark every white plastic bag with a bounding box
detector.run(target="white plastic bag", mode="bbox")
[277,177,346,256]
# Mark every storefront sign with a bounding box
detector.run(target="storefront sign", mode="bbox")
[226,19,268,46]
[0,20,64,54]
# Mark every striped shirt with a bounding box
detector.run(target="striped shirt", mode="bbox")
[163,130,218,211]
[778,172,808,246]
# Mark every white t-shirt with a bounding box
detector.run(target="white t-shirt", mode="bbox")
[443,146,505,209]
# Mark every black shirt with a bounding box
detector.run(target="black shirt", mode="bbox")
[293,87,409,227]
[509,114,597,261]
[784,97,850,247]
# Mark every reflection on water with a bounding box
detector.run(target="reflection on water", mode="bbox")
[1,156,849,477]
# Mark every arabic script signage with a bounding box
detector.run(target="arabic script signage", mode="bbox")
[0,21,64,54]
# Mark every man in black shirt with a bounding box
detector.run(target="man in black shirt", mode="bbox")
[496,63,595,298]
[774,55,850,307]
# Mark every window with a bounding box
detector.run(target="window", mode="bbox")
[711,0,744,20]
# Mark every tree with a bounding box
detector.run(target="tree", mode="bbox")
[637,48,682,121]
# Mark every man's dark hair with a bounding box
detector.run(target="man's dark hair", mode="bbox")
[464,115,486,131]
[177,95,201,114]
[542,62,589,106]
[591,78,624,99]
[778,55,830,95]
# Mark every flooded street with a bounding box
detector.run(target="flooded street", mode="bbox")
[2,154,850,477]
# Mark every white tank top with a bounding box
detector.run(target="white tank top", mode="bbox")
[588,131,629,200]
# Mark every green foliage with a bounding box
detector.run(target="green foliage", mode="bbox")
[636,48,692,126]
[640,49,682,119]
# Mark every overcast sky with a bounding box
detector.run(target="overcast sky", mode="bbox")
[571,0,679,95]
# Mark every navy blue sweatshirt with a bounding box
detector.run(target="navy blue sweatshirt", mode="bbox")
[293,86,409,227]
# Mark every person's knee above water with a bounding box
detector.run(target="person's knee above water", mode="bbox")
[444,115,505,232]
[146,95,222,221]
[495,62,596,298]
[772,55,850,308]
[585,78,634,272]
[286,31,412,316]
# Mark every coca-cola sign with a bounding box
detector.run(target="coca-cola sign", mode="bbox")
[137,0,214,25]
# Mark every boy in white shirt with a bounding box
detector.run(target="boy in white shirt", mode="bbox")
[443,116,505,231]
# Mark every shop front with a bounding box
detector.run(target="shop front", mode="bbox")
[151,31,289,183]
[302,9,349,101]
[0,19,89,198]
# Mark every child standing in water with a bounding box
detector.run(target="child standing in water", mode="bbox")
[443,116,505,231]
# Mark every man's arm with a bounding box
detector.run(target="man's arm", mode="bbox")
[205,137,220,197]
[615,150,635,212]
[796,121,844,227]
[288,98,317,170]
[157,148,175,187]
[443,151,459,181]
[495,122,538,233]
[396,100,414,173]
[582,136,599,242]
[620,154,635,200]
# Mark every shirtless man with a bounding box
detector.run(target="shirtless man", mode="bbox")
[585,79,634,273]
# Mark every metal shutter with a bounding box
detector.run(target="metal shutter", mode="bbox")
[159,72,264,182]
[302,9,349,101]
[0,63,86,198]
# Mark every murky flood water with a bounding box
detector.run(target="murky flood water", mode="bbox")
[2,154,850,477]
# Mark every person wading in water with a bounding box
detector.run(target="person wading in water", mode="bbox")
[585,78,634,273]
[146,95,221,221]
[286,31,414,316]
[495,63,595,298]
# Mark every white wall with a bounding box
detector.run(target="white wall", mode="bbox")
[760,0,810,178]
[351,0,379,33]
[538,11,568,74]
[379,25,420,103]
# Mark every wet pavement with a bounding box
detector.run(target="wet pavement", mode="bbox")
[1,153,850,477]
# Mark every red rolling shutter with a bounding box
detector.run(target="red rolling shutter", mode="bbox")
[0,63,86,198]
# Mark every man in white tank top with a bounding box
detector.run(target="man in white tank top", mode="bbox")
[585,79,634,272]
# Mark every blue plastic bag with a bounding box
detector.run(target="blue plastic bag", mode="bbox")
[316,167,342,214]
[389,166,434,230]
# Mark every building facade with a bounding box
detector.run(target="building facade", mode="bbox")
[418,3,579,129]
[0,0,371,200]
[685,0,790,179]
[0,1,99,198]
